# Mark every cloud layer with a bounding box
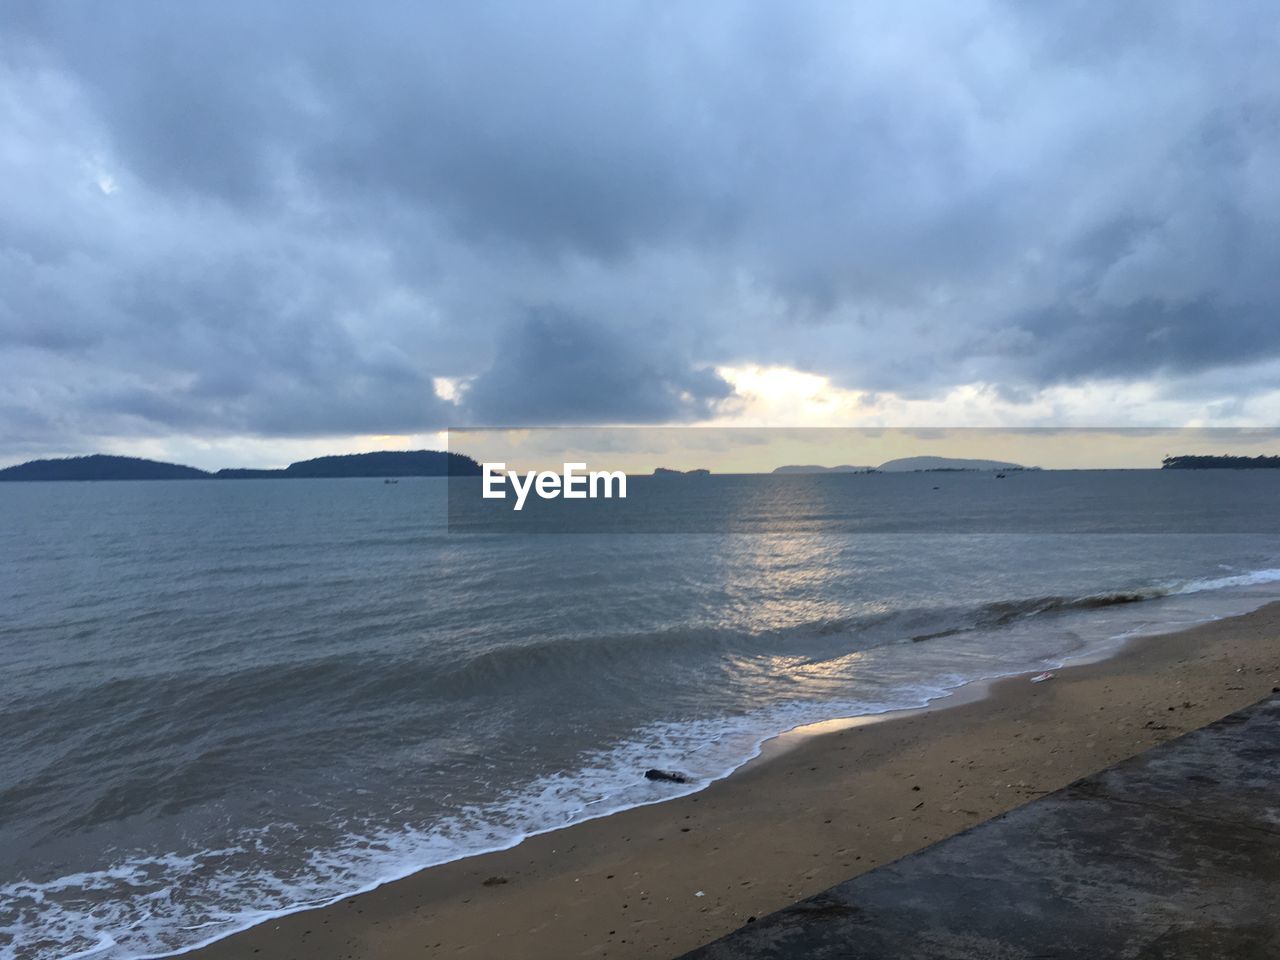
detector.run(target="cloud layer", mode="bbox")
[3,1,1279,462]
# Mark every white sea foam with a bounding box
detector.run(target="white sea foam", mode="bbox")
[1173,567,1280,594]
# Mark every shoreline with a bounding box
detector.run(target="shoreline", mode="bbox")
[125,609,1189,959]
[183,600,1280,960]
[115,657,1002,960]
[97,606,1153,958]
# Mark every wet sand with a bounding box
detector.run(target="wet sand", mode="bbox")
[193,603,1280,960]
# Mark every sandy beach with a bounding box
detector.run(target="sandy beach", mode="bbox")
[192,604,1280,960]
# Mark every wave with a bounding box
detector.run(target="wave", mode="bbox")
[417,588,1178,687]
[408,567,1278,691]
[7,567,1278,837]
[969,588,1163,627]
[1174,567,1280,594]
[907,568,1280,642]
[5,570,1273,837]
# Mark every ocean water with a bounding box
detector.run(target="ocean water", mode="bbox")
[3,471,1280,960]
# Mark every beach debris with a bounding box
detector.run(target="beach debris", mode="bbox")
[1030,671,1055,684]
[481,876,508,886]
[695,890,705,897]
[644,768,691,784]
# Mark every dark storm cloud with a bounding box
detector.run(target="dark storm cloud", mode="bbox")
[2,0,1279,459]
[465,310,731,425]
[1008,299,1274,384]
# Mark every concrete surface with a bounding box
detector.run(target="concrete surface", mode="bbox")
[678,693,1280,959]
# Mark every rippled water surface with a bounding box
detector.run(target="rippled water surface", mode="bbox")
[3,473,1280,959]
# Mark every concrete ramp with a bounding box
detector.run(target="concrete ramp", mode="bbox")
[679,694,1280,959]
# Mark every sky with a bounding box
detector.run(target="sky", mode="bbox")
[3,1,1280,469]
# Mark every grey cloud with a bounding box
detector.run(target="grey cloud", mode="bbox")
[464,310,731,425]
[2,0,1280,461]
[1009,299,1273,384]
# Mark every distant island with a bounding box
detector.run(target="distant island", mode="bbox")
[772,464,874,474]
[1162,455,1280,469]
[0,454,210,482]
[773,457,1033,474]
[877,456,1032,472]
[653,467,711,476]
[215,450,481,478]
[0,450,483,481]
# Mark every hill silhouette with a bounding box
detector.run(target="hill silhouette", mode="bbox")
[0,450,481,481]
[1162,455,1280,469]
[772,464,874,474]
[218,450,481,478]
[0,454,209,481]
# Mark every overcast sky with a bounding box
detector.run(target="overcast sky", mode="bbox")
[3,1,1279,468]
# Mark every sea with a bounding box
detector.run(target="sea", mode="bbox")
[3,470,1280,960]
